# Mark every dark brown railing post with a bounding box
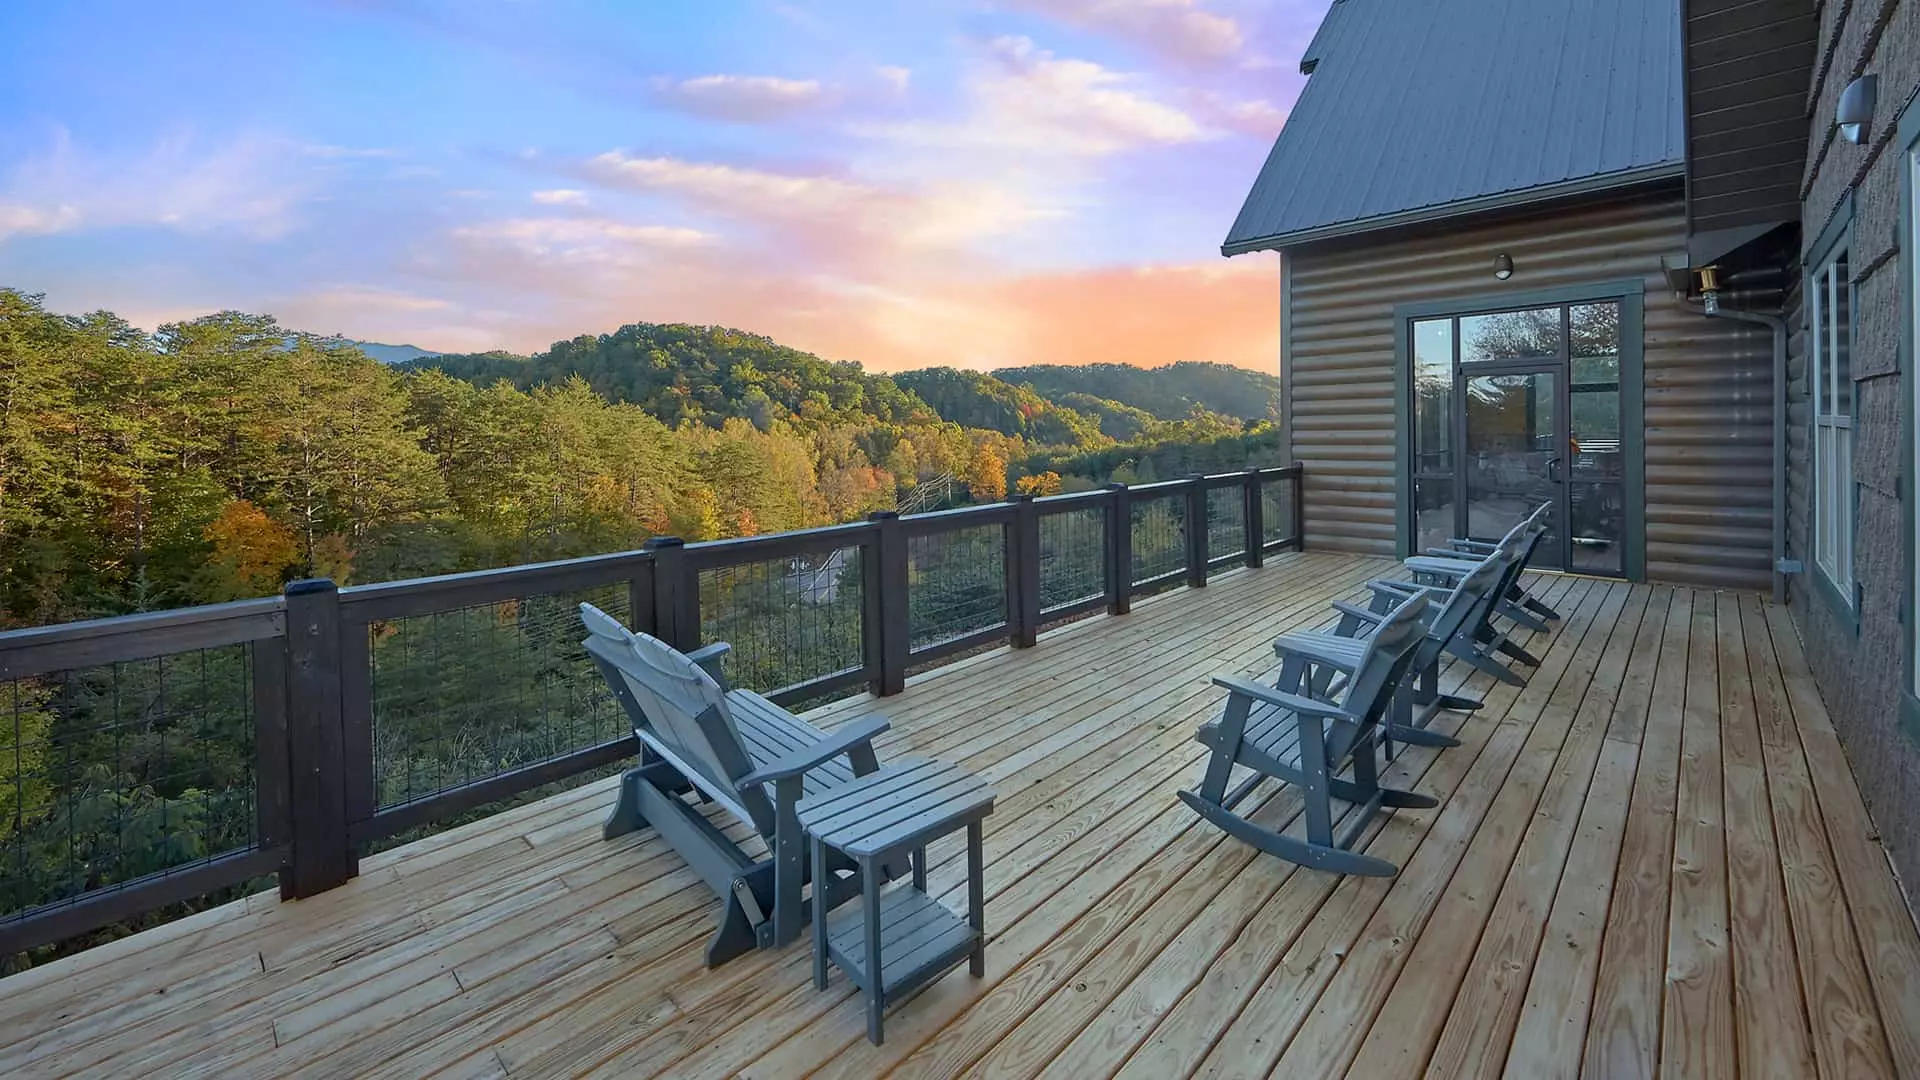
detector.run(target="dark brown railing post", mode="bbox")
[1006,494,1041,648]
[628,554,658,639]
[1243,469,1265,568]
[867,511,909,695]
[1106,482,1132,616]
[1185,477,1209,588]
[643,537,696,650]
[1292,466,1307,550]
[283,578,355,899]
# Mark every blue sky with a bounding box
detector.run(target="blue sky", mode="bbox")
[0,0,1321,370]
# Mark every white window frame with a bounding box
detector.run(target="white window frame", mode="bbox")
[1811,231,1854,606]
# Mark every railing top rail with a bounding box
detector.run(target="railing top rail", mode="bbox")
[1127,479,1192,496]
[1030,489,1111,514]
[0,596,286,680]
[899,501,1017,536]
[339,549,656,621]
[682,520,875,570]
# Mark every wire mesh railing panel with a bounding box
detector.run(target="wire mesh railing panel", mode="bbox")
[1206,486,1248,574]
[1262,474,1299,548]
[367,584,629,811]
[1038,508,1107,614]
[698,546,866,696]
[1130,494,1189,595]
[4,644,261,926]
[908,525,1008,651]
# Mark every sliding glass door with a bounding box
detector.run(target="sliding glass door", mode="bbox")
[1408,301,1626,575]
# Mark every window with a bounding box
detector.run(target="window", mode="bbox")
[1811,233,1854,606]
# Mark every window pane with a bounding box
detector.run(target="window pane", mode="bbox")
[1832,251,1852,415]
[1569,482,1624,574]
[1811,273,1826,417]
[1413,318,1453,473]
[1569,302,1622,479]
[1461,307,1561,364]
[1838,432,1853,586]
[1414,477,1456,554]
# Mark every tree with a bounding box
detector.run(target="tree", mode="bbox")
[968,446,1008,501]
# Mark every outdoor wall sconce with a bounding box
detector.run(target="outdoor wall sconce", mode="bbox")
[1493,253,1513,280]
[1699,265,1721,315]
[1837,74,1877,144]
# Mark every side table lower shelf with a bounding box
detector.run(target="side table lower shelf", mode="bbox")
[826,884,981,1004]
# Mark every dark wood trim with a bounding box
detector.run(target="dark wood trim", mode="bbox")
[338,551,653,622]
[1038,595,1108,624]
[251,641,292,862]
[1243,473,1265,569]
[682,522,874,572]
[766,668,873,709]
[1106,483,1133,616]
[353,736,639,845]
[899,503,1017,538]
[283,579,354,897]
[0,846,286,958]
[1185,478,1209,588]
[0,598,284,681]
[1007,495,1041,649]
[868,513,908,695]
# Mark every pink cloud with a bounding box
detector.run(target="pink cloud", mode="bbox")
[1001,0,1244,66]
[649,74,829,123]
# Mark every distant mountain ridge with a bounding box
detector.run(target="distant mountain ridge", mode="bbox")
[990,362,1281,425]
[349,341,443,365]
[406,322,1275,447]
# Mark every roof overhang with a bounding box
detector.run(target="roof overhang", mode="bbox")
[1222,163,1685,257]
[1677,0,1816,273]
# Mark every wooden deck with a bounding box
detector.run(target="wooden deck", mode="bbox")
[5,551,1919,1079]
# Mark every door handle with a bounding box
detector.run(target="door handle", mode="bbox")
[1546,458,1561,482]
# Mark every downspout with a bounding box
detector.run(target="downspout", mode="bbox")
[1697,300,1790,605]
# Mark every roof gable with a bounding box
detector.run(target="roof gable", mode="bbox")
[1225,0,1687,253]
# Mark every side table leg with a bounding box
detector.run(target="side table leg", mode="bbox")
[863,854,885,1045]
[967,822,985,977]
[812,836,829,990]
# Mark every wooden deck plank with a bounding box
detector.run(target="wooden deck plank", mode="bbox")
[1741,597,1895,1080]
[1716,592,1817,1080]
[1582,587,1693,1078]
[1660,592,1736,1079]
[5,558,1920,1080]
[1401,584,1649,1079]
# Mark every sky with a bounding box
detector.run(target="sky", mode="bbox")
[0,0,1323,373]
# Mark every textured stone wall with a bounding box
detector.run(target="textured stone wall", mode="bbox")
[1789,0,1920,914]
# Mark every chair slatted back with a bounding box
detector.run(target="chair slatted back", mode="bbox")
[580,603,775,835]
[1425,548,1507,646]
[1339,591,1430,723]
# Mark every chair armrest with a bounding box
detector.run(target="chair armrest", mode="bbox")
[1332,600,1384,625]
[1367,580,1438,602]
[1448,539,1499,554]
[1211,675,1345,718]
[1424,547,1485,560]
[739,714,892,786]
[687,642,732,687]
[1402,556,1471,579]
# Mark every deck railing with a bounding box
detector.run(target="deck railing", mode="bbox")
[0,465,1302,957]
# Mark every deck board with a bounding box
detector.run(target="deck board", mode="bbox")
[3,553,1918,1080]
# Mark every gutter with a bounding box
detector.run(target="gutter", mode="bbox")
[1695,300,1790,605]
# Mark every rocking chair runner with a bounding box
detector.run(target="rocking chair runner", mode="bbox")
[1180,591,1433,877]
[580,603,903,967]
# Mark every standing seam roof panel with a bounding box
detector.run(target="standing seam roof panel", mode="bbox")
[1225,0,1687,251]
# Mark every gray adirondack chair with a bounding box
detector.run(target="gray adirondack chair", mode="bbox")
[1416,502,1560,631]
[1179,590,1433,877]
[1399,507,1549,683]
[1275,544,1510,751]
[580,603,901,967]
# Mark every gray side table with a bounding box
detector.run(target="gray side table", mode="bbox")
[795,757,995,1045]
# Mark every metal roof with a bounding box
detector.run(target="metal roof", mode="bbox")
[1224,0,1688,254]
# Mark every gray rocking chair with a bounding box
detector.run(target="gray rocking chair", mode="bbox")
[1414,503,1560,631]
[1179,591,1433,877]
[1275,544,1510,752]
[1399,508,1549,683]
[580,603,901,967]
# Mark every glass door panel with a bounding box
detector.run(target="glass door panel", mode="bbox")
[1567,301,1624,573]
[1462,370,1562,567]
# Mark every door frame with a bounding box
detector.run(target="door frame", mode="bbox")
[1392,278,1646,580]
